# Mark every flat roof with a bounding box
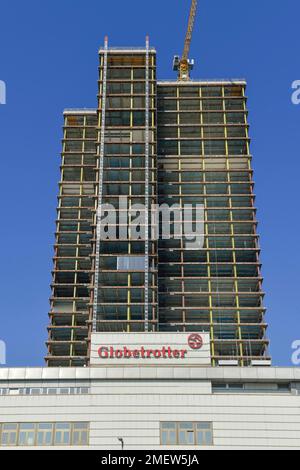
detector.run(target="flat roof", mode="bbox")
[63,108,97,115]
[158,79,247,85]
[99,47,156,54]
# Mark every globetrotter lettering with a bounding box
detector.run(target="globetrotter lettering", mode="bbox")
[98,346,188,360]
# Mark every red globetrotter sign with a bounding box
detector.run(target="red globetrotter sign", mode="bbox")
[188,334,203,350]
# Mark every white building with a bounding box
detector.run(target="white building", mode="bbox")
[0,333,300,450]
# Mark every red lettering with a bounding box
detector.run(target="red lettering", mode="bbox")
[161,347,167,358]
[98,345,190,360]
[98,347,109,358]
[123,347,132,358]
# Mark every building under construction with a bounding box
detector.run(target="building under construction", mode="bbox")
[46,2,269,368]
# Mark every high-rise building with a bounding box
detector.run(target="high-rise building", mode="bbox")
[46,38,269,367]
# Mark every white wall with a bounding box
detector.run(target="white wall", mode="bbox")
[0,368,300,449]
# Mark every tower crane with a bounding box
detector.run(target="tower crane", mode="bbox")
[173,0,198,81]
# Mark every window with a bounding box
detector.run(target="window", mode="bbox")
[18,423,36,446]
[36,423,53,446]
[204,140,226,155]
[106,111,130,126]
[107,82,131,95]
[72,423,89,446]
[178,422,195,445]
[54,423,71,446]
[1,423,18,446]
[160,422,213,446]
[196,423,213,446]
[0,422,89,447]
[180,140,202,155]
[212,383,291,394]
[117,256,145,271]
[160,422,177,446]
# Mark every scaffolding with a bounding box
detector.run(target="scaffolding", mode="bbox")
[46,41,269,367]
[156,81,268,366]
[46,110,98,367]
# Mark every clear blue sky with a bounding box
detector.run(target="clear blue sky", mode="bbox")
[0,0,299,367]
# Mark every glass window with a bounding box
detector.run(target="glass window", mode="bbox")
[202,112,224,124]
[225,99,244,110]
[180,140,202,156]
[54,423,71,446]
[106,111,131,126]
[18,423,36,446]
[227,126,247,138]
[179,86,199,97]
[180,113,200,125]
[106,96,131,109]
[1,423,18,446]
[179,99,200,111]
[202,99,223,111]
[133,97,145,109]
[158,140,178,155]
[107,82,131,95]
[201,86,222,97]
[36,424,53,446]
[133,111,145,126]
[158,112,177,125]
[228,140,247,155]
[226,112,245,124]
[117,256,145,271]
[178,422,195,445]
[72,423,89,446]
[204,140,226,155]
[160,422,213,447]
[158,86,177,97]
[30,388,42,395]
[180,127,201,138]
[158,127,178,139]
[158,99,177,111]
[133,82,145,94]
[107,68,131,79]
[161,422,176,446]
[133,68,145,79]
[196,423,213,446]
[203,126,225,138]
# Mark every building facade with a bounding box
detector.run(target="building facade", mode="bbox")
[46,40,268,368]
[0,366,300,450]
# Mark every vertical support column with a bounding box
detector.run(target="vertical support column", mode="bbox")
[144,36,150,332]
[92,36,108,333]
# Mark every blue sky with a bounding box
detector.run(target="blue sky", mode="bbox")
[0,0,299,367]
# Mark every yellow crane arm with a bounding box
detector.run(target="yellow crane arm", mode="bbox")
[182,0,198,61]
